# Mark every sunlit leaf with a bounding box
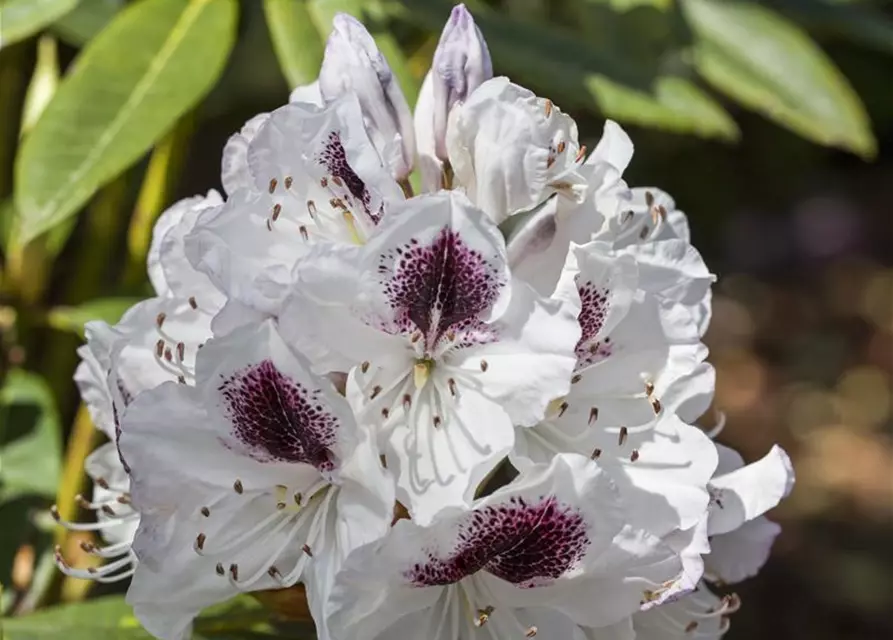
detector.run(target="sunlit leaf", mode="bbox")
[0,0,78,48]
[20,35,60,136]
[263,0,324,89]
[682,0,876,157]
[51,0,123,47]
[0,371,62,501]
[46,297,141,337]
[14,0,238,243]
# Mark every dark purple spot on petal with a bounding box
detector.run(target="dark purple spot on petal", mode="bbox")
[404,496,588,588]
[317,131,382,224]
[219,360,338,471]
[379,227,503,353]
[575,280,612,370]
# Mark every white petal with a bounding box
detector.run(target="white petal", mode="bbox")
[708,445,794,535]
[447,77,587,224]
[413,71,444,193]
[632,580,731,640]
[706,515,781,583]
[221,113,270,196]
[288,79,323,105]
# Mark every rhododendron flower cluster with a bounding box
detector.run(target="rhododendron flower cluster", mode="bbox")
[56,5,793,640]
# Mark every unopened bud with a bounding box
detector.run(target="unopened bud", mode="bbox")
[432,4,492,160]
[319,14,414,180]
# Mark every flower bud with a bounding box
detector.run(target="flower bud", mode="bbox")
[432,4,492,161]
[319,14,414,180]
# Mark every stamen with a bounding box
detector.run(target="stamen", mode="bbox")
[645,381,655,395]
[590,448,601,459]
[381,407,389,419]
[474,605,494,627]
[575,145,587,162]
[176,342,185,361]
[558,401,569,417]
[272,203,282,221]
[479,359,488,372]
[188,296,198,309]
[544,99,553,117]
[233,479,244,494]
[618,426,628,446]
[571,374,582,384]
[630,449,640,462]
[284,176,293,189]
[230,564,239,581]
[201,506,210,517]
[588,407,598,424]
[216,563,225,575]
[557,141,566,154]
[155,339,164,358]
[307,200,317,218]
[402,393,412,411]
[370,385,382,400]
[361,361,370,373]
[433,416,442,428]
[320,177,328,188]
[651,397,662,414]
[526,627,538,638]
[156,312,166,328]
[268,178,278,194]
[448,378,458,397]
[299,225,309,241]
[302,544,313,557]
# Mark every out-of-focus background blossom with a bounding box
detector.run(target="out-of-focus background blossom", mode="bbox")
[0,0,891,638]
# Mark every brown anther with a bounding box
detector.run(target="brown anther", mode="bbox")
[79,540,96,553]
[370,385,382,400]
[575,145,587,162]
[87,567,97,575]
[307,200,317,216]
[475,605,495,627]
[96,477,110,490]
[294,492,303,506]
[480,359,489,372]
[302,544,314,557]
[558,401,569,417]
[619,426,628,446]
[200,506,210,517]
[229,564,239,581]
[622,210,635,224]
[266,218,273,231]
[433,416,442,428]
[645,191,654,207]
[320,177,328,188]
[446,330,456,342]
[75,494,90,508]
[588,407,599,425]
[526,626,538,638]
[639,225,650,240]
[645,381,655,396]
[163,347,173,362]
[295,225,307,242]
[100,505,116,517]
[571,374,582,384]
[178,375,186,384]
[685,621,699,633]
[591,448,602,460]
[448,378,458,397]
[557,141,566,154]
[651,398,661,414]
[657,204,667,220]
[216,563,225,576]
[272,203,282,221]
[330,197,346,210]
[284,176,293,189]
[381,407,390,419]
[410,332,421,344]
[156,312,166,328]
[630,449,640,462]
[233,479,244,494]
[544,99,553,117]
[332,176,343,187]
[268,566,281,579]
[276,501,287,510]
[402,393,412,411]
[116,494,131,505]
[546,155,556,170]
[176,342,185,361]
[268,178,278,194]
[195,533,206,551]
[361,361,370,373]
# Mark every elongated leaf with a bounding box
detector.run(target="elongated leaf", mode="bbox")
[0,371,62,501]
[0,0,78,48]
[263,0,324,88]
[20,36,60,136]
[682,0,876,157]
[46,297,141,337]
[14,0,238,243]
[52,0,123,46]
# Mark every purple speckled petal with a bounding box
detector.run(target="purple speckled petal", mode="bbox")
[360,191,512,352]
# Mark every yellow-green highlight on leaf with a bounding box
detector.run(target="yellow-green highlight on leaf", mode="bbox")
[14,0,238,244]
[263,0,325,89]
[51,0,123,47]
[0,0,78,49]
[682,0,876,158]
[20,36,60,136]
[46,297,140,338]
[587,75,740,142]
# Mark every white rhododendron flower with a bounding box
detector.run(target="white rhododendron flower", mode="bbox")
[59,5,795,640]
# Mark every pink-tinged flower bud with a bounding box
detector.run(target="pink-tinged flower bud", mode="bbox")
[319,14,414,180]
[432,4,492,161]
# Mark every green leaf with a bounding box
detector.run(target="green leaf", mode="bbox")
[263,0,325,89]
[0,0,78,48]
[46,297,141,337]
[14,0,238,244]
[0,594,281,639]
[20,35,60,136]
[0,371,62,501]
[52,0,123,47]
[586,75,740,141]
[682,0,876,157]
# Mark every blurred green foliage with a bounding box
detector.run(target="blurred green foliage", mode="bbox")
[0,0,890,636]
